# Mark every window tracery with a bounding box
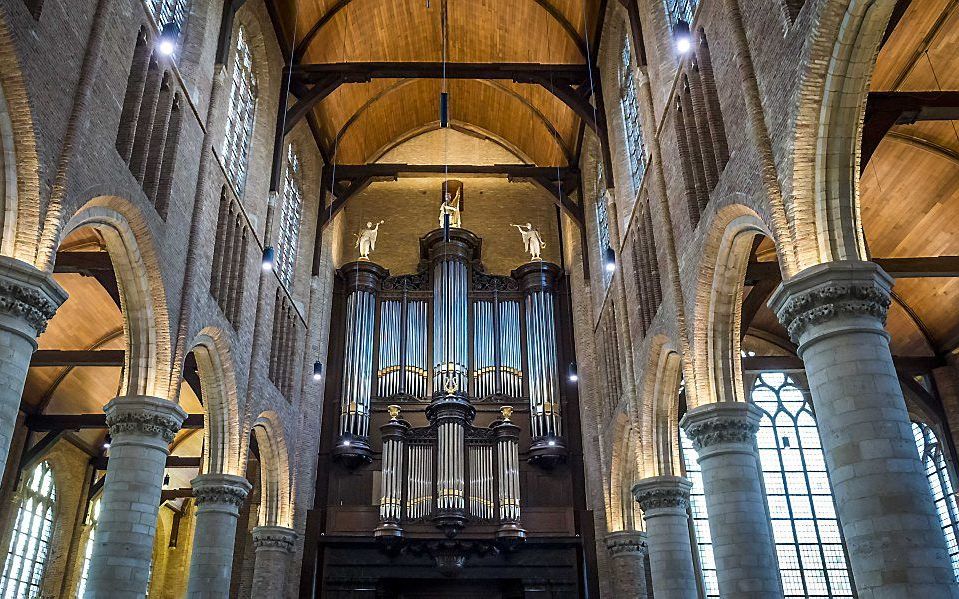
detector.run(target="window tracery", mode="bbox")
[0,462,57,599]
[913,420,959,580]
[277,144,303,289]
[223,26,258,197]
[620,34,647,193]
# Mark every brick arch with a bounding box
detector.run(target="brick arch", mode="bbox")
[0,22,43,265]
[251,412,292,528]
[190,328,242,476]
[59,198,173,399]
[790,0,898,268]
[642,341,684,478]
[689,204,775,411]
[607,412,644,533]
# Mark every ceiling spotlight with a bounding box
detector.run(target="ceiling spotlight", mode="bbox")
[262,246,275,271]
[158,22,180,56]
[313,361,324,381]
[548,440,556,447]
[568,362,579,383]
[674,20,692,55]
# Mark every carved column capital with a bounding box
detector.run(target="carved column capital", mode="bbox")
[680,402,763,453]
[605,530,648,557]
[252,525,297,553]
[191,473,252,509]
[632,476,692,513]
[0,257,67,336]
[104,396,187,444]
[768,260,892,344]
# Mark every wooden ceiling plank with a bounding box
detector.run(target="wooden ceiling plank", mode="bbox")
[30,350,125,368]
[862,91,959,172]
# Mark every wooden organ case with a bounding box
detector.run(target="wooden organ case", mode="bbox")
[302,229,598,598]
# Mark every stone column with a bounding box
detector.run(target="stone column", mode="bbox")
[250,525,297,598]
[0,257,66,475]
[186,473,252,598]
[680,402,783,597]
[770,260,959,597]
[632,476,698,599]
[605,530,650,598]
[84,395,187,599]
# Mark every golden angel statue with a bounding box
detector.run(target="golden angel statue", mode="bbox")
[438,188,462,229]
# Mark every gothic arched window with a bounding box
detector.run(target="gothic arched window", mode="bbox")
[619,33,647,192]
[147,0,190,30]
[223,26,258,197]
[663,0,697,27]
[75,496,101,598]
[276,144,303,288]
[680,430,719,598]
[0,462,57,598]
[594,163,612,286]
[752,372,854,597]
[912,420,959,580]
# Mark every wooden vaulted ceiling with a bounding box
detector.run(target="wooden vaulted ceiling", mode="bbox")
[276,0,602,165]
[862,0,959,356]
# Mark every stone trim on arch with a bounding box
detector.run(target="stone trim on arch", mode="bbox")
[689,204,775,410]
[643,341,684,479]
[790,0,898,268]
[190,328,243,476]
[59,198,173,399]
[250,411,293,528]
[606,412,644,533]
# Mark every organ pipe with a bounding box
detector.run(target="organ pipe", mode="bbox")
[333,261,386,466]
[493,408,525,542]
[427,229,476,394]
[376,405,409,540]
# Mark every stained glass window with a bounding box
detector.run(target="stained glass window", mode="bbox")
[620,34,647,192]
[680,430,719,598]
[223,26,258,197]
[913,420,959,580]
[146,0,190,31]
[0,462,57,599]
[276,144,303,289]
[752,372,854,598]
[75,497,101,598]
[663,0,698,27]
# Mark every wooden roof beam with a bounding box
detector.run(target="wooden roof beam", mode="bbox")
[745,256,959,284]
[291,0,588,62]
[742,354,945,373]
[24,413,204,431]
[862,91,959,173]
[30,350,124,368]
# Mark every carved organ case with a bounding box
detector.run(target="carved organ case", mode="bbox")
[308,228,595,596]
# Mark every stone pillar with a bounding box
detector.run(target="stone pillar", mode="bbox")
[605,530,650,598]
[0,257,65,475]
[85,396,187,599]
[186,473,252,598]
[250,525,297,598]
[770,260,959,598]
[680,402,783,597]
[632,476,698,599]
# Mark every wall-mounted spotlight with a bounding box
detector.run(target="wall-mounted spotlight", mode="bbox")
[674,20,692,55]
[603,246,616,273]
[313,361,324,381]
[262,246,276,271]
[568,362,579,383]
[439,92,450,127]
[158,22,180,56]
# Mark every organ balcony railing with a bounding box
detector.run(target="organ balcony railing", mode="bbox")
[375,402,524,542]
[332,228,567,467]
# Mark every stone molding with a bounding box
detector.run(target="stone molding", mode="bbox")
[104,396,188,444]
[769,261,893,343]
[632,476,692,512]
[681,402,762,452]
[605,531,648,557]
[252,526,297,553]
[0,258,67,334]
[191,474,252,508]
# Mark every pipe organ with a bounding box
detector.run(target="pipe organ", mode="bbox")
[314,228,589,589]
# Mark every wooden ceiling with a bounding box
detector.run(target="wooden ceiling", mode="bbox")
[861,0,959,356]
[277,0,602,164]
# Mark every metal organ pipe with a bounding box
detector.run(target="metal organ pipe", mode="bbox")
[376,409,409,539]
[493,413,525,541]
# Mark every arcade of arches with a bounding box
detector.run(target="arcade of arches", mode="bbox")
[0,0,957,597]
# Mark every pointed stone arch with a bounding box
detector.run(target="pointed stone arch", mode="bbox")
[790,0,898,268]
[190,328,242,476]
[690,205,775,411]
[642,341,683,478]
[58,198,173,399]
[250,412,292,528]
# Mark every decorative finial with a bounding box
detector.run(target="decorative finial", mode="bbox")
[387,404,401,420]
[500,406,513,422]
